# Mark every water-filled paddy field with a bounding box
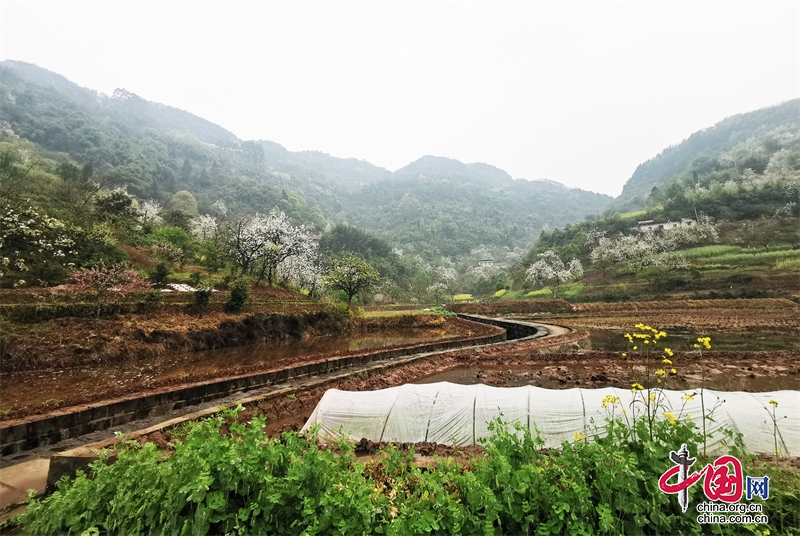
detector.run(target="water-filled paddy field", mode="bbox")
[0,327,460,419]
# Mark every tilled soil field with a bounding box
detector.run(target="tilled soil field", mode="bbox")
[549,298,799,335]
[136,329,798,449]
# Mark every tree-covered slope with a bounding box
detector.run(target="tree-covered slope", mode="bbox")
[617,99,800,208]
[347,159,612,258]
[0,60,612,261]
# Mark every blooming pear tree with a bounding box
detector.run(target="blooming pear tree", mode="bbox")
[227,211,315,285]
[191,214,220,243]
[525,250,583,298]
[135,199,163,227]
[426,282,447,304]
[278,245,324,296]
[0,204,78,287]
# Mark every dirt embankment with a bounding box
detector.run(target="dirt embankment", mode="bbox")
[0,310,349,372]
[446,299,574,315]
[0,309,490,374]
[0,316,501,421]
[136,326,798,448]
[134,330,590,447]
[539,298,799,335]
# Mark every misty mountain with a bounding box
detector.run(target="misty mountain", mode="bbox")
[617,99,800,209]
[0,60,240,146]
[0,60,611,260]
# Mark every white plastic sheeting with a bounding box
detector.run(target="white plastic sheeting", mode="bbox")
[303,383,800,455]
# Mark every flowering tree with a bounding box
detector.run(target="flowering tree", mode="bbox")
[211,200,228,220]
[150,242,183,266]
[587,232,617,277]
[324,252,380,310]
[0,204,78,287]
[64,263,150,320]
[589,220,718,274]
[427,282,447,304]
[191,214,220,242]
[525,250,583,298]
[136,200,163,227]
[227,211,314,285]
[278,245,324,296]
[435,265,458,300]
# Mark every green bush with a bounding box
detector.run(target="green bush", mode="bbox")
[148,263,170,285]
[194,287,213,317]
[141,289,163,313]
[427,305,457,317]
[224,279,250,313]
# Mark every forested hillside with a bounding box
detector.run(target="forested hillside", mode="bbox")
[0,60,610,263]
[348,156,611,259]
[617,99,799,208]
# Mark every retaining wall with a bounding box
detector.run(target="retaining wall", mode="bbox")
[43,316,548,489]
[0,327,505,457]
[456,314,544,340]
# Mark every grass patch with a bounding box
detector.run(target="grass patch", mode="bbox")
[695,249,800,268]
[498,290,529,300]
[525,282,584,300]
[774,258,800,271]
[619,209,648,219]
[680,245,743,259]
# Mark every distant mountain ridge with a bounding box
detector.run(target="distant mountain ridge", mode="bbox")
[0,60,240,146]
[0,60,610,259]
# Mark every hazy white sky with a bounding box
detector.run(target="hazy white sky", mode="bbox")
[1,2,798,196]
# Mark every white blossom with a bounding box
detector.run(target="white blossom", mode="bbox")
[525,250,583,297]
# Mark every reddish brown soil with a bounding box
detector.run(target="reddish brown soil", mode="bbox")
[136,331,589,447]
[549,298,799,335]
[134,330,797,453]
[447,299,573,314]
[0,316,500,422]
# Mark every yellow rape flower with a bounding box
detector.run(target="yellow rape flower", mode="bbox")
[601,395,620,408]
[664,348,673,357]
[671,368,677,374]
[631,382,645,392]
[662,358,672,365]
[769,400,779,406]
[622,353,627,357]
[683,393,695,401]
[574,432,586,441]
[649,393,656,402]
[663,412,677,425]
[655,369,666,377]
[633,346,638,350]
